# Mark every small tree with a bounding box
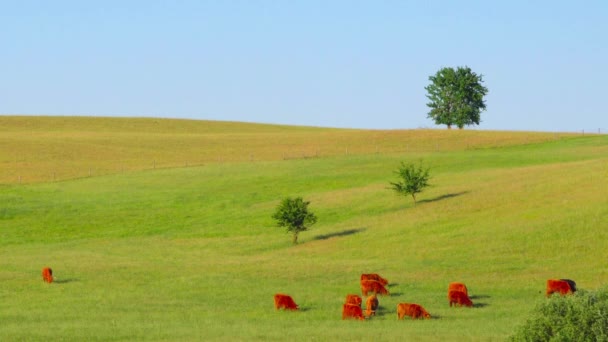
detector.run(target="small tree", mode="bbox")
[425,66,488,129]
[390,161,431,205]
[272,197,317,244]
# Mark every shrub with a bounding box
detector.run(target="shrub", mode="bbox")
[510,287,608,341]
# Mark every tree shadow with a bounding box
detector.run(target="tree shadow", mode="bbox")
[313,228,366,241]
[418,191,470,204]
[473,302,489,308]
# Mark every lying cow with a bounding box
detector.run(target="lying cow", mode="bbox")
[448,282,468,297]
[342,303,365,320]
[42,267,53,283]
[365,294,379,317]
[274,293,299,310]
[361,280,390,296]
[397,303,431,320]
[546,279,574,297]
[360,273,388,286]
[448,290,473,307]
[345,294,363,306]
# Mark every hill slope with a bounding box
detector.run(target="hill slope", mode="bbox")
[0,116,606,340]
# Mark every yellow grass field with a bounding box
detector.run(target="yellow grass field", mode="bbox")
[0,116,583,184]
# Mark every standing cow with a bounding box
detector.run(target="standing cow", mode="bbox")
[448,282,468,297]
[546,279,574,297]
[342,303,365,320]
[365,294,379,317]
[42,267,53,283]
[448,290,473,307]
[361,280,390,296]
[360,273,389,286]
[345,294,363,306]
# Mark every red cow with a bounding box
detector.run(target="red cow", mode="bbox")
[365,294,379,317]
[274,293,299,310]
[360,273,389,286]
[345,294,363,306]
[397,303,431,320]
[42,267,53,283]
[342,303,365,320]
[546,279,573,297]
[361,280,390,296]
[448,282,468,297]
[448,290,473,307]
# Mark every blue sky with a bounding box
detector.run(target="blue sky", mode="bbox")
[2,1,606,132]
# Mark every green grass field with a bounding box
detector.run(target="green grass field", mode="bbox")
[1,116,607,341]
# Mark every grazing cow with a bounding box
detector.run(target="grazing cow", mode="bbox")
[274,293,299,310]
[360,273,389,286]
[448,290,473,307]
[448,282,468,297]
[345,294,363,306]
[42,267,53,283]
[560,279,577,292]
[397,303,431,320]
[361,280,390,296]
[342,303,365,320]
[365,294,379,317]
[546,279,573,297]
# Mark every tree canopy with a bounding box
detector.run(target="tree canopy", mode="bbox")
[390,161,431,205]
[272,197,317,244]
[425,66,488,129]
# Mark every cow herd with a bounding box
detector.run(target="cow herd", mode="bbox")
[40,267,576,319]
[273,273,579,321]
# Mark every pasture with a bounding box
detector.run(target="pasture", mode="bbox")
[1,116,607,340]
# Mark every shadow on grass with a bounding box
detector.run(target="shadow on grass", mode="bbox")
[418,191,470,204]
[313,228,366,241]
[53,278,78,284]
[470,294,490,300]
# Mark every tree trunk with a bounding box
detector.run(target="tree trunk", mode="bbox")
[412,194,417,205]
[292,233,299,244]
[447,124,452,129]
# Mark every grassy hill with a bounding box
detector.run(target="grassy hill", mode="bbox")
[1,116,607,340]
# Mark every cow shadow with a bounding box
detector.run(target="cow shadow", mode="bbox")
[469,294,490,300]
[53,278,78,284]
[313,228,366,241]
[470,294,490,308]
[418,191,469,204]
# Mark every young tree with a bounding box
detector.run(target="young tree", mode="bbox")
[272,197,317,244]
[425,66,488,129]
[390,161,431,205]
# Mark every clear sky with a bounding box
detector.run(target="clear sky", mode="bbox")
[2,1,606,132]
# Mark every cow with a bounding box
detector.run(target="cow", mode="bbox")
[342,303,365,320]
[448,282,468,297]
[360,273,389,286]
[546,279,573,297]
[448,290,473,307]
[397,303,431,320]
[42,267,53,283]
[274,293,299,310]
[365,294,379,317]
[345,294,363,306]
[560,279,577,292]
[361,280,390,296]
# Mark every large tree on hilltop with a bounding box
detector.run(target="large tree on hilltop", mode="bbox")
[425,66,488,129]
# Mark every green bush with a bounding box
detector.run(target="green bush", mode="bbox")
[510,287,608,341]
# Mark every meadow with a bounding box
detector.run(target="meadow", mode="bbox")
[1,116,607,341]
